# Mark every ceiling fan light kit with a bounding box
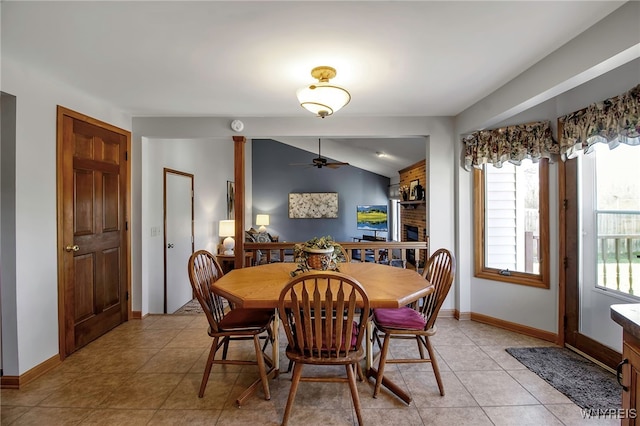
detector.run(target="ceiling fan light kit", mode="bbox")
[297,66,351,118]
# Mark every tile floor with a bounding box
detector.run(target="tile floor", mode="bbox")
[1,314,620,425]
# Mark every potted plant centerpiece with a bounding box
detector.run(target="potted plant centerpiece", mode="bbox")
[292,235,342,274]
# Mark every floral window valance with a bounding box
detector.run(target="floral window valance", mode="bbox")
[559,84,640,159]
[462,120,558,171]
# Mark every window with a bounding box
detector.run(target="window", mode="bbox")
[474,158,549,288]
[589,143,640,296]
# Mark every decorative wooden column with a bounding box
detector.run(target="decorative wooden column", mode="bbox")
[233,136,246,269]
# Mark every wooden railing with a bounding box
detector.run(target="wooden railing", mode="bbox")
[524,231,540,273]
[243,240,430,271]
[598,234,640,294]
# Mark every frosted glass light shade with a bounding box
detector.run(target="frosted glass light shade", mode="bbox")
[297,83,351,118]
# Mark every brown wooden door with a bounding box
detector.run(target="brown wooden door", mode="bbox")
[57,106,130,357]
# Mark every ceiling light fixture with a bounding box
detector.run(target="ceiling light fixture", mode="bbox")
[297,66,351,118]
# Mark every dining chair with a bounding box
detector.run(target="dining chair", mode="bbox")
[371,248,455,399]
[278,271,370,426]
[284,247,357,375]
[337,245,351,263]
[388,258,407,268]
[187,249,276,406]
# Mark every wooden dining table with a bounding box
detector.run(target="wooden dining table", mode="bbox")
[212,261,433,404]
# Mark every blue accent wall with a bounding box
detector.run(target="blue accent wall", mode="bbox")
[252,139,390,242]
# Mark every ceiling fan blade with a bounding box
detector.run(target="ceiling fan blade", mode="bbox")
[289,139,348,169]
[325,162,349,168]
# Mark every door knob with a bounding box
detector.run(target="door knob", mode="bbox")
[167,243,175,248]
[65,245,80,252]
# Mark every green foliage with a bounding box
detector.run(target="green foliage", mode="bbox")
[291,236,343,276]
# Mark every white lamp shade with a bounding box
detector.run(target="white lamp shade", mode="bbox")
[218,220,235,255]
[256,214,270,226]
[297,83,351,118]
[256,214,269,233]
[218,220,235,237]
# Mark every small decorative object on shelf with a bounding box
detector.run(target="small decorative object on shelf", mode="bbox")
[409,179,422,201]
[399,185,409,201]
[291,235,342,276]
[414,184,423,200]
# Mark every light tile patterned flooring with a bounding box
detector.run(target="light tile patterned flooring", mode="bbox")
[1,314,620,425]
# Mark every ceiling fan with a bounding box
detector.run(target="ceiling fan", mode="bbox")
[290,138,350,169]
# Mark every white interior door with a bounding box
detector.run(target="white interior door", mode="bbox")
[578,143,640,352]
[164,170,194,313]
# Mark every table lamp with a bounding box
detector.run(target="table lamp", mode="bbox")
[256,214,270,233]
[219,220,235,255]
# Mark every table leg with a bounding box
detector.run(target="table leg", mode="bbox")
[364,321,412,405]
[366,367,412,405]
[272,309,280,374]
[366,321,373,370]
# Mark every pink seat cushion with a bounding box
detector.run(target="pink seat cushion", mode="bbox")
[373,307,426,330]
[219,308,273,330]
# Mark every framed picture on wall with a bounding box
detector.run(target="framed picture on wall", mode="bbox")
[288,192,338,218]
[409,179,419,201]
[227,181,235,219]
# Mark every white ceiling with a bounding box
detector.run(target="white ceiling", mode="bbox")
[2,1,627,176]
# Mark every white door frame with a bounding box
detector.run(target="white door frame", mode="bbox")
[163,168,194,313]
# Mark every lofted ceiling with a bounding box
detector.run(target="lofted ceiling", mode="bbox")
[2,1,627,176]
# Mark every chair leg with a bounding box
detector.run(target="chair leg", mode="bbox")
[356,361,364,382]
[373,333,391,398]
[222,336,230,360]
[261,326,274,352]
[199,336,219,397]
[416,335,426,359]
[372,327,383,350]
[346,364,364,426]
[282,361,304,426]
[253,334,271,401]
[424,336,445,396]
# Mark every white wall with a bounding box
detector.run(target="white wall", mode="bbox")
[3,0,635,378]
[465,99,562,332]
[1,57,131,375]
[133,116,458,315]
[462,61,638,333]
[141,138,234,314]
[454,2,639,333]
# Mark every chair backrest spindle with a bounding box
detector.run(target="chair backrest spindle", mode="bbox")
[279,271,369,359]
[188,250,226,333]
[419,248,456,330]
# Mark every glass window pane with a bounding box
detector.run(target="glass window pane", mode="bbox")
[594,143,640,295]
[484,160,540,274]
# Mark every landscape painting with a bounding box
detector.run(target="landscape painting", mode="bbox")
[356,205,388,231]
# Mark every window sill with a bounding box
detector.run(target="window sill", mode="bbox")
[475,269,549,289]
